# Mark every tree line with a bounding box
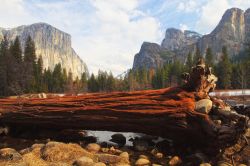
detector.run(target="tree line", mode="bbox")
[0,35,87,97]
[0,35,250,97]
[126,45,250,91]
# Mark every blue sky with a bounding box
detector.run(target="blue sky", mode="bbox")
[0,0,250,75]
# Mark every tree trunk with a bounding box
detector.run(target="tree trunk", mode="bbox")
[0,87,216,145]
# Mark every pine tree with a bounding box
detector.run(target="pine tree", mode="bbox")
[24,36,36,63]
[205,47,214,67]
[0,36,9,96]
[152,68,163,89]
[43,69,53,92]
[62,68,68,91]
[35,56,43,92]
[231,62,246,89]
[97,70,108,92]
[193,47,202,64]
[137,68,148,89]
[244,42,250,88]
[106,72,115,92]
[66,70,74,93]
[217,46,232,89]
[10,36,22,64]
[8,36,23,95]
[88,74,99,92]
[186,52,193,71]
[80,72,88,92]
[72,76,81,95]
[23,36,37,93]
[52,64,64,92]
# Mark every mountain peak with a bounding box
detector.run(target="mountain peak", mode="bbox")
[165,28,182,33]
[133,7,250,70]
[245,8,250,14]
[212,7,244,34]
[161,28,200,51]
[0,23,88,78]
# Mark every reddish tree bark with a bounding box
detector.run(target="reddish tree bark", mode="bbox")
[0,87,216,143]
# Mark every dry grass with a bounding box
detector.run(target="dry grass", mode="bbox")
[0,161,26,166]
[22,152,47,166]
[41,142,96,163]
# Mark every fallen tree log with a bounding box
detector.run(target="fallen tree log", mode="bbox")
[0,59,247,151]
[0,87,241,147]
[0,87,207,140]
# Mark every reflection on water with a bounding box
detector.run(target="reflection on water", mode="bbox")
[86,130,140,146]
[86,130,164,146]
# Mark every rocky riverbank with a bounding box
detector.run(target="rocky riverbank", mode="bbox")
[0,127,249,166]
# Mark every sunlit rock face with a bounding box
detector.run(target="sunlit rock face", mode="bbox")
[197,8,247,60]
[0,23,88,78]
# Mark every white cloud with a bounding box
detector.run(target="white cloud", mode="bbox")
[0,0,35,27]
[177,0,199,13]
[195,0,229,34]
[73,0,162,75]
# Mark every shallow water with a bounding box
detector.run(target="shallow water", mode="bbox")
[86,130,164,146]
[210,89,250,96]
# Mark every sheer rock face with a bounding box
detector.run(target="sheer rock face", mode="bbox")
[132,42,174,70]
[0,23,88,78]
[197,8,247,59]
[161,28,201,51]
[132,8,250,69]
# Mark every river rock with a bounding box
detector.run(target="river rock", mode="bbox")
[169,156,182,166]
[155,152,163,159]
[132,139,149,151]
[73,156,94,166]
[195,99,213,114]
[0,127,8,136]
[58,129,87,141]
[86,143,101,153]
[200,163,212,166]
[83,136,98,144]
[96,154,123,164]
[186,152,208,165]
[217,161,233,166]
[0,148,22,161]
[109,146,122,154]
[110,134,126,147]
[245,128,250,138]
[101,148,109,153]
[93,162,106,166]
[139,155,148,159]
[115,164,131,166]
[31,143,45,150]
[135,158,150,165]
[19,148,31,155]
[119,152,129,160]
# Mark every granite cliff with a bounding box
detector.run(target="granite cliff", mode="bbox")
[133,7,250,69]
[0,23,88,78]
[197,8,247,60]
[133,42,174,69]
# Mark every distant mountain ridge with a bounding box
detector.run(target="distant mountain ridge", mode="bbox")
[133,7,250,70]
[0,23,88,78]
